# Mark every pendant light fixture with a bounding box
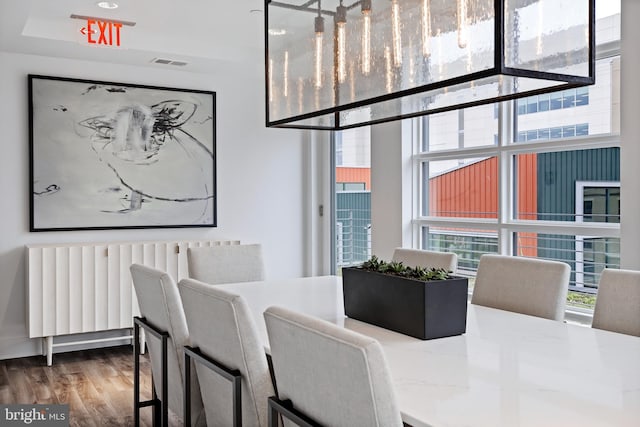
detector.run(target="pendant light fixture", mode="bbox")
[265,0,595,130]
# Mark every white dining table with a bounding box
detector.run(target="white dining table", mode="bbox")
[217,275,640,427]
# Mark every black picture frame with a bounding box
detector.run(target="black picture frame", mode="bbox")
[29,74,216,231]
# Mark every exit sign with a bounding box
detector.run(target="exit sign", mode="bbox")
[80,19,123,47]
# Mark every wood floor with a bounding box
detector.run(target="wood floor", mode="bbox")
[0,345,180,426]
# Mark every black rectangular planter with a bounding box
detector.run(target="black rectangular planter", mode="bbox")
[342,267,468,340]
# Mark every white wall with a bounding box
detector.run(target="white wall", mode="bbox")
[0,51,308,359]
[370,120,414,261]
[620,0,640,269]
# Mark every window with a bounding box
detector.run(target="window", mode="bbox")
[539,94,550,112]
[424,227,498,275]
[562,90,576,109]
[516,58,618,140]
[576,87,589,106]
[335,136,343,166]
[413,2,621,312]
[516,88,589,116]
[422,105,497,152]
[516,124,589,143]
[422,157,498,219]
[574,182,621,289]
[581,185,620,223]
[550,92,563,110]
[336,182,366,192]
[335,127,371,269]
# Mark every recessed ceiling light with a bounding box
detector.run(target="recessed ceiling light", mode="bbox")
[268,29,286,36]
[97,2,118,9]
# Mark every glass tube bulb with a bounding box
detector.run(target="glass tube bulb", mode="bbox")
[337,24,347,83]
[315,33,323,88]
[391,0,402,67]
[283,51,289,97]
[362,9,371,75]
[336,3,347,84]
[268,59,274,103]
[314,16,324,88]
[297,77,304,114]
[385,45,393,93]
[422,0,431,57]
[457,0,468,49]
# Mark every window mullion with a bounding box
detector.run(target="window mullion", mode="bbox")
[498,101,513,255]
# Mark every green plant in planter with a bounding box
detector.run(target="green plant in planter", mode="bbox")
[360,255,451,281]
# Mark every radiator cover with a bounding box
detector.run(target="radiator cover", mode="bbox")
[26,240,238,338]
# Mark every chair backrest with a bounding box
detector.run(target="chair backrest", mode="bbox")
[592,268,640,337]
[264,306,403,427]
[129,264,204,425]
[392,248,458,272]
[471,254,570,321]
[187,244,265,284]
[178,278,274,427]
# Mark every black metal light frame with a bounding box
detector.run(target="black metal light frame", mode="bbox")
[183,345,243,427]
[134,316,169,427]
[264,0,596,131]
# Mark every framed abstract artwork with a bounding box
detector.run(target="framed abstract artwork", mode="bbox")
[28,75,216,231]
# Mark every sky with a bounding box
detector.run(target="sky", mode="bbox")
[596,0,621,19]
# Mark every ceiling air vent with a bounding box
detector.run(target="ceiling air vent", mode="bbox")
[151,58,188,67]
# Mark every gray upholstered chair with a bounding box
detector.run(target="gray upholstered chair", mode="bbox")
[592,268,640,337]
[187,243,265,284]
[178,278,274,426]
[264,306,404,427]
[471,254,570,321]
[129,264,205,427]
[392,247,458,272]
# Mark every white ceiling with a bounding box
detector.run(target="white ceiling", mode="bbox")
[0,0,266,73]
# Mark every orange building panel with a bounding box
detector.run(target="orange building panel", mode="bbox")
[516,153,538,257]
[336,167,371,190]
[429,158,498,219]
[517,154,538,221]
[428,155,538,256]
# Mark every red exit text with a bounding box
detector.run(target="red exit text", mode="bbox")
[80,19,123,46]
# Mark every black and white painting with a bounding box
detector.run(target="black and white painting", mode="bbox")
[29,75,216,231]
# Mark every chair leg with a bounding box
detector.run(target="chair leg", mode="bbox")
[268,397,279,427]
[134,317,169,427]
[134,322,141,427]
[161,335,168,427]
[184,351,192,427]
[232,375,242,427]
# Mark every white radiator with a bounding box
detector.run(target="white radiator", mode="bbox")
[26,239,239,363]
